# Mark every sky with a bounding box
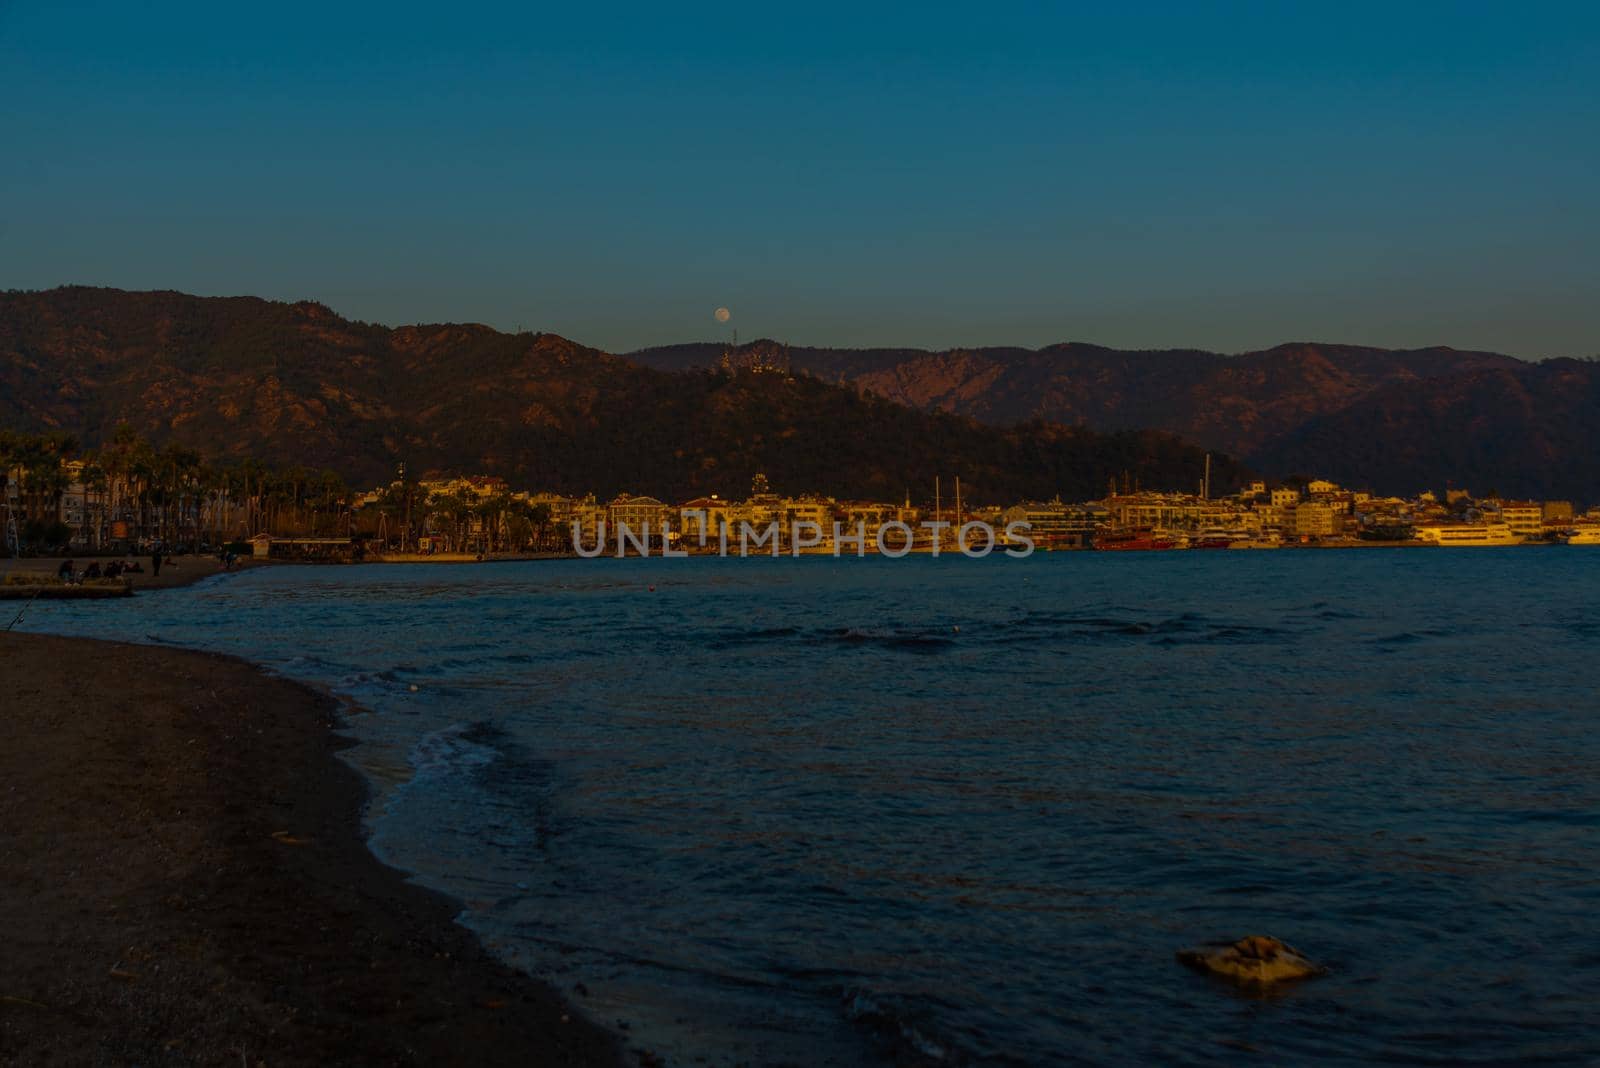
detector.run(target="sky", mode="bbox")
[2,2,1597,357]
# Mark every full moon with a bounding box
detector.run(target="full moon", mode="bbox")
[713,307,731,323]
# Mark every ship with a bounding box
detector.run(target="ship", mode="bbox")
[1413,521,1519,547]
[1192,531,1236,550]
[1193,528,1257,549]
[1563,526,1600,546]
[1094,528,1179,551]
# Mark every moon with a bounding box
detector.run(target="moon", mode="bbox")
[713,307,731,323]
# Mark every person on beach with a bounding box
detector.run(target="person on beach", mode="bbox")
[151,547,163,577]
[104,560,122,579]
[57,559,76,583]
[82,561,102,580]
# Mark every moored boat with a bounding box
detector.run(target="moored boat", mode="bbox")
[1094,528,1178,551]
[1413,521,1519,547]
[1194,528,1253,549]
[1228,535,1282,549]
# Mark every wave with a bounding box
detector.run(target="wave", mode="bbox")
[970,610,1293,648]
[407,721,502,782]
[704,625,803,649]
[842,987,1033,1067]
[1373,628,1453,645]
[824,627,959,652]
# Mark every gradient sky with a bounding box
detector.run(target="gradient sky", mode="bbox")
[2,2,1596,357]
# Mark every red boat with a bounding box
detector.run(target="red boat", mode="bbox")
[1094,528,1177,551]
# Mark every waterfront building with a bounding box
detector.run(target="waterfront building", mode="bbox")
[781,495,833,532]
[678,496,735,543]
[1290,501,1337,538]
[570,494,606,539]
[1001,500,1102,549]
[527,492,579,526]
[1498,501,1544,539]
[608,493,669,536]
[420,475,510,501]
[1105,492,1203,530]
[1542,500,1574,523]
[837,500,895,533]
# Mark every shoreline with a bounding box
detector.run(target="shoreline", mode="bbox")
[4,537,1566,596]
[0,631,623,1066]
[3,554,264,591]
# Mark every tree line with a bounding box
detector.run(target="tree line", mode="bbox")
[0,424,565,556]
[0,424,355,553]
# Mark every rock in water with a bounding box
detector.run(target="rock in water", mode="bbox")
[1177,936,1324,986]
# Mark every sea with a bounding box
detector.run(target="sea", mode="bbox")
[15,550,1600,1065]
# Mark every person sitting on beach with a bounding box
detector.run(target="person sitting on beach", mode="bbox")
[103,560,123,579]
[57,559,76,583]
[82,561,102,580]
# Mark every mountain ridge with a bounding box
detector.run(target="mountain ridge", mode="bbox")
[0,286,1238,504]
[626,337,1595,498]
[627,338,1527,453]
[6,286,1592,501]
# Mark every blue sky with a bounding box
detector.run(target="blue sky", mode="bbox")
[2,2,1596,357]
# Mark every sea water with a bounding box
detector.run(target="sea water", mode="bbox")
[17,551,1600,1065]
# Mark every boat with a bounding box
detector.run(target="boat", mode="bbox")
[1194,528,1254,549]
[1563,526,1600,546]
[1094,528,1178,551]
[1413,521,1520,547]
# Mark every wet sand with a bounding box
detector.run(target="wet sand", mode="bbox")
[0,632,622,1066]
[5,555,255,591]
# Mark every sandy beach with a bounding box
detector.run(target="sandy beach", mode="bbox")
[0,631,621,1066]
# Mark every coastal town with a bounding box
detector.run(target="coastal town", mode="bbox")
[3,429,1597,561]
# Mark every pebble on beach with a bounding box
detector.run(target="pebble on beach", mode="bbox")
[1176,936,1324,986]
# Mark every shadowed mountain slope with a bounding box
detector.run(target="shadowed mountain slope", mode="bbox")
[1,287,1238,502]
[630,337,1593,498]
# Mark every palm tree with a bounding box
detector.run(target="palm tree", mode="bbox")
[126,438,157,543]
[316,469,348,535]
[427,491,473,552]
[0,429,21,555]
[235,457,267,536]
[80,461,108,548]
[153,443,202,547]
[476,492,518,553]
[98,424,139,545]
[529,502,553,551]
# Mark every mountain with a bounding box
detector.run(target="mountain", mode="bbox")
[0,287,1235,503]
[1267,359,1600,500]
[628,339,1593,498]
